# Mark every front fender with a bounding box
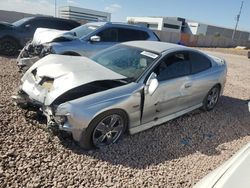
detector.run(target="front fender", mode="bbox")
[55,85,143,138]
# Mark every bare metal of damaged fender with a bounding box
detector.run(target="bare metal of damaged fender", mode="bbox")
[54,82,144,141]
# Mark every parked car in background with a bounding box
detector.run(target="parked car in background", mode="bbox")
[17,22,160,71]
[12,41,227,149]
[0,16,80,56]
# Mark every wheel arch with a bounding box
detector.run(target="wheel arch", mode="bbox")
[90,108,130,130]
[214,83,222,95]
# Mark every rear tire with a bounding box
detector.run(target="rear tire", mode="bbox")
[79,110,128,150]
[0,37,20,56]
[202,85,220,111]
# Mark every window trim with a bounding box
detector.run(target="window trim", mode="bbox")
[189,51,212,75]
[153,51,192,82]
[117,28,150,42]
[96,27,118,42]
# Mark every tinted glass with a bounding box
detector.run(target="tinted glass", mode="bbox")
[48,20,69,30]
[52,20,78,30]
[118,28,149,42]
[26,19,52,30]
[163,23,180,29]
[37,20,54,28]
[156,52,190,81]
[91,45,158,81]
[98,28,118,42]
[12,17,32,27]
[72,24,100,38]
[189,52,211,74]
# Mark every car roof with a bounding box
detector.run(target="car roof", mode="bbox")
[86,22,152,30]
[28,16,78,22]
[122,41,188,53]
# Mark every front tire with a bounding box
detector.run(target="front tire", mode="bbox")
[202,85,220,111]
[79,110,128,150]
[0,37,20,56]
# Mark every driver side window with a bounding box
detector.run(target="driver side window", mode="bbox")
[97,28,118,42]
[156,52,191,81]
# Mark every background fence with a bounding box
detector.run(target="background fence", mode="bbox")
[154,30,250,48]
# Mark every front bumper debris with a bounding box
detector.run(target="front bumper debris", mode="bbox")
[17,56,40,72]
[11,90,42,110]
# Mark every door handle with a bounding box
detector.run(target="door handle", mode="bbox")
[184,83,192,88]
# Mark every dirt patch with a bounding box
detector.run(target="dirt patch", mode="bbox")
[196,47,249,57]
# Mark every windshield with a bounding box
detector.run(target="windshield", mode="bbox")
[91,45,159,81]
[71,24,100,38]
[12,17,32,27]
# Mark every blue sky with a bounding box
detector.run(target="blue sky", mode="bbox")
[0,0,250,31]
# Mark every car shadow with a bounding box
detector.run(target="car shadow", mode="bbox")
[28,95,250,169]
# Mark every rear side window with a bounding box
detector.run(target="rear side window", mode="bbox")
[28,19,53,29]
[156,52,190,81]
[97,28,118,42]
[50,20,79,30]
[118,28,149,42]
[189,52,211,74]
[28,19,78,31]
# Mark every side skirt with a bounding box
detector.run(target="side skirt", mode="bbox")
[129,103,203,135]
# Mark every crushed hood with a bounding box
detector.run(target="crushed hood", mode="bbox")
[21,54,126,105]
[32,28,76,45]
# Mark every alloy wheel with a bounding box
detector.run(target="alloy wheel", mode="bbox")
[207,87,219,109]
[92,114,124,148]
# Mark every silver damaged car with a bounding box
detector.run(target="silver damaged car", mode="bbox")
[13,41,227,149]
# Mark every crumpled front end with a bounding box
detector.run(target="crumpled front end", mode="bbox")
[17,42,54,72]
[42,103,87,142]
[13,54,128,141]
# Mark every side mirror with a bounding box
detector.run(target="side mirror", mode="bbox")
[146,72,159,95]
[90,35,101,42]
[24,24,30,30]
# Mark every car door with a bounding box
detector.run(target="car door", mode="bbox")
[117,28,150,42]
[141,52,191,124]
[178,51,213,108]
[82,27,118,57]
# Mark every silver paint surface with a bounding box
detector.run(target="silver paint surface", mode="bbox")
[17,41,227,142]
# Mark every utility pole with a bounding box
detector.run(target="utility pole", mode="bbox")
[232,1,244,40]
[55,0,57,17]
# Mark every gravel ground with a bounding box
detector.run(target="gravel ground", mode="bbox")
[0,52,250,188]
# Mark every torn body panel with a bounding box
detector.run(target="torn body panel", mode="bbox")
[21,54,126,105]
